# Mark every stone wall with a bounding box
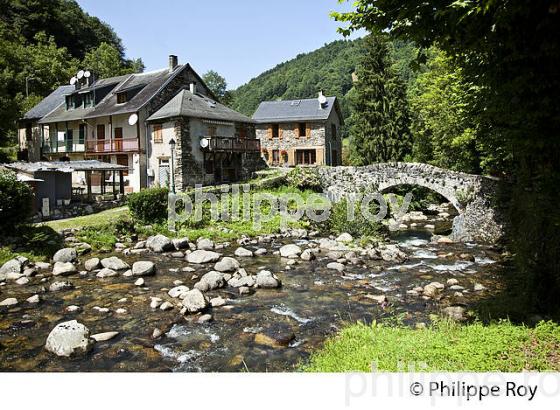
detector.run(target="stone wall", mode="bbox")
[318,163,506,244]
[256,117,342,166]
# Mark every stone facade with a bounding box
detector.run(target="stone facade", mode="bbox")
[318,163,506,244]
[256,109,342,167]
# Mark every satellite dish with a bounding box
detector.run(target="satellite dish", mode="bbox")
[70,77,77,85]
[128,114,139,126]
[84,71,91,78]
[200,138,210,149]
[77,70,84,79]
[318,94,328,105]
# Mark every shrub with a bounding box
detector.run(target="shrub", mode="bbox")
[0,169,33,232]
[127,187,169,224]
[285,167,323,192]
[322,198,382,238]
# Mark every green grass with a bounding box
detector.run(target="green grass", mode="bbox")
[303,320,560,372]
[0,225,63,264]
[41,206,129,231]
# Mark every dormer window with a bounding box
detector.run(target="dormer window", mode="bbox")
[84,93,93,108]
[116,92,128,104]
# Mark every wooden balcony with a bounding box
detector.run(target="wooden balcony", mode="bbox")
[85,138,139,154]
[207,137,260,153]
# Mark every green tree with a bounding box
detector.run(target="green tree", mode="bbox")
[408,48,481,173]
[202,70,228,99]
[333,0,560,314]
[348,34,411,164]
[82,42,139,78]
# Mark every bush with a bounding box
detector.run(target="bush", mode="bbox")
[322,198,382,238]
[127,187,169,224]
[285,167,323,192]
[0,169,33,232]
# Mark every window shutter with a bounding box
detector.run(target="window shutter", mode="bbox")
[268,126,273,140]
[294,123,299,138]
[279,126,283,140]
[306,124,312,138]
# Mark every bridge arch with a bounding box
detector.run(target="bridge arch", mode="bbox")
[318,163,505,244]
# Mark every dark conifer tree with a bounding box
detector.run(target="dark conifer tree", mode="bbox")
[349,34,411,165]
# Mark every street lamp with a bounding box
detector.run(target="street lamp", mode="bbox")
[169,138,176,193]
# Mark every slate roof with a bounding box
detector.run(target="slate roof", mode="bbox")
[4,160,128,174]
[22,85,74,120]
[38,66,188,123]
[252,96,339,123]
[147,89,254,123]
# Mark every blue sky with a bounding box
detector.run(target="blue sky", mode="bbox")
[76,0,363,88]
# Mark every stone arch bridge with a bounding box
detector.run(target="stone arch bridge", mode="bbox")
[317,163,505,244]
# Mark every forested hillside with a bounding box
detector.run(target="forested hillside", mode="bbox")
[231,38,418,119]
[0,0,143,157]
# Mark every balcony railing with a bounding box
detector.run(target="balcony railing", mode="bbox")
[86,138,139,154]
[207,137,260,153]
[42,139,85,153]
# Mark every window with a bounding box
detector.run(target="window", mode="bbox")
[153,124,163,143]
[296,149,317,165]
[272,124,279,139]
[114,127,123,139]
[204,153,215,174]
[208,125,217,137]
[114,127,123,151]
[298,122,307,138]
[116,92,128,104]
[84,93,93,108]
[272,149,280,164]
[97,124,105,140]
[78,124,86,144]
[26,124,32,142]
[331,124,337,140]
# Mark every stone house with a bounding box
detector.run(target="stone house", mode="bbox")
[18,55,262,192]
[252,92,343,167]
[146,88,264,189]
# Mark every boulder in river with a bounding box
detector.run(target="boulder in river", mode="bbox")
[194,271,225,291]
[214,257,240,272]
[96,268,118,278]
[84,258,101,272]
[53,248,77,263]
[279,244,302,258]
[255,270,281,288]
[187,250,221,264]
[0,297,18,307]
[45,320,94,357]
[91,331,119,342]
[181,289,209,313]
[0,256,29,281]
[254,323,295,348]
[172,237,190,250]
[336,233,353,243]
[300,249,316,261]
[146,235,174,253]
[132,261,156,277]
[379,245,407,263]
[234,247,253,257]
[442,306,467,321]
[326,262,345,272]
[100,256,130,271]
[52,262,78,276]
[49,281,74,292]
[168,285,190,299]
[196,238,215,251]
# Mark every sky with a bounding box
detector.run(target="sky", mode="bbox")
[76,0,363,88]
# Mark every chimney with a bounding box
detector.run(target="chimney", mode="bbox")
[190,82,197,94]
[169,55,178,71]
[318,90,328,109]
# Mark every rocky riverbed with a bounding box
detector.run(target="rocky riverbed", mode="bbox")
[0,207,504,372]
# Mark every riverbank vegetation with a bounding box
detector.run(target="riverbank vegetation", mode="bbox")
[304,320,560,372]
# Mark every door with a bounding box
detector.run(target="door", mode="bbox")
[97,124,105,152]
[114,127,123,151]
[159,159,170,187]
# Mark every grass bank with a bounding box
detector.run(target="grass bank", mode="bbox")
[303,320,560,372]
